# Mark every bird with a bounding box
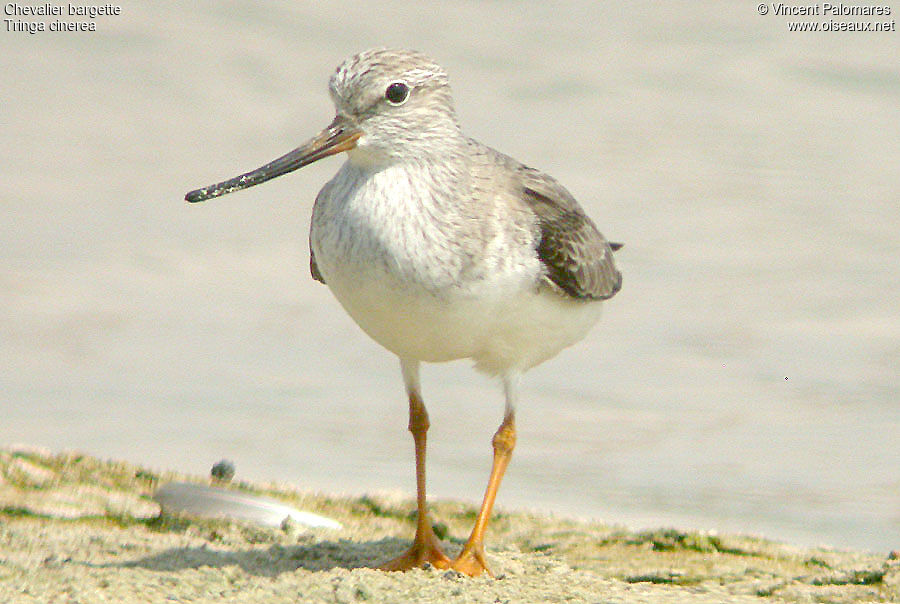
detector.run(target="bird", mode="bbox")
[185,48,622,577]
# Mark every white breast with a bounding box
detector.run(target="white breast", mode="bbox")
[309,160,602,375]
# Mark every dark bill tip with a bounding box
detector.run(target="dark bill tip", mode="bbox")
[186,186,224,203]
[185,174,257,203]
[185,190,205,203]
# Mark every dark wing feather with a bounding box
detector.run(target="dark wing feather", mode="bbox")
[520,169,622,300]
[309,245,326,284]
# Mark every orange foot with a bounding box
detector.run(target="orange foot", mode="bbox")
[379,526,451,572]
[450,542,493,578]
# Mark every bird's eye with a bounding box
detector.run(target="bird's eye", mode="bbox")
[384,82,409,105]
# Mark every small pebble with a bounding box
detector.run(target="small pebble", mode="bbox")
[210,459,235,483]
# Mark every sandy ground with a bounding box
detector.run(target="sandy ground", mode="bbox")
[1,447,897,603]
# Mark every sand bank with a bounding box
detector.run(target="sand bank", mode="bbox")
[1,448,896,603]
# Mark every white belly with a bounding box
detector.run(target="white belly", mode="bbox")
[320,259,603,375]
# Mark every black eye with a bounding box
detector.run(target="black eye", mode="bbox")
[385,82,409,105]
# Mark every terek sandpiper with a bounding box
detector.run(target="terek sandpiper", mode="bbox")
[186,48,622,577]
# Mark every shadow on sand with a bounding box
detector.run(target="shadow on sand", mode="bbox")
[95,538,431,576]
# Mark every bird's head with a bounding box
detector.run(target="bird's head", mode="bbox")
[329,48,461,166]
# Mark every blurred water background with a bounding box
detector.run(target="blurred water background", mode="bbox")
[2,1,898,552]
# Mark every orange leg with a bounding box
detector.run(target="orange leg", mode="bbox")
[379,385,451,571]
[451,409,516,577]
